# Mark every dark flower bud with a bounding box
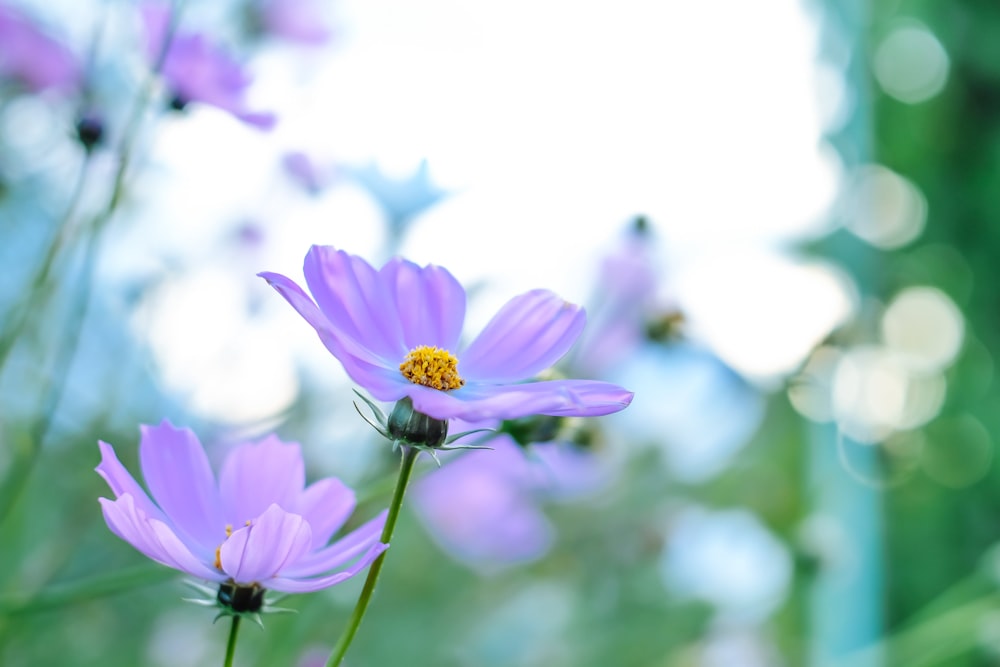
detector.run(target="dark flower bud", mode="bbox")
[499,414,602,450]
[217,581,265,614]
[387,396,448,448]
[75,113,104,152]
[499,414,564,447]
[169,93,189,112]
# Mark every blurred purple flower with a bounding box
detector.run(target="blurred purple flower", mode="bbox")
[96,420,387,593]
[259,246,634,421]
[282,151,334,193]
[0,4,80,93]
[142,2,276,129]
[571,219,663,376]
[411,436,607,573]
[258,0,331,45]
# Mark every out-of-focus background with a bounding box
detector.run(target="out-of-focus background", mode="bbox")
[1,0,998,665]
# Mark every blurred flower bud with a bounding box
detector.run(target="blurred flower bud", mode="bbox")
[75,112,103,152]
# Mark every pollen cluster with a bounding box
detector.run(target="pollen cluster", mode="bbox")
[400,345,465,391]
[214,524,234,570]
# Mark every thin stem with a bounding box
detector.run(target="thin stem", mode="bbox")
[0,1,186,529]
[224,615,241,667]
[327,446,419,667]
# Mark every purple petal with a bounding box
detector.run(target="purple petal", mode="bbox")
[460,290,586,383]
[140,2,170,62]
[0,6,81,92]
[260,269,414,400]
[219,436,304,526]
[100,495,224,581]
[265,542,388,593]
[260,0,331,45]
[412,463,553,572]
[95,441,166,523]
[408,379,634,421]
[259,270,382,365]
[303,247,407,362]
[282,510,387,578]
[139,421,226,555]
[234,110,277,130]
[292,477,356,550]
[379,258,465,351]
[219,504,312,583]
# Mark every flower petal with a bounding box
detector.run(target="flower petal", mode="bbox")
[265,542,388,593]
[380,258,465,350]
[95,441,166,523]
[411,462,553,572]
[303,246,407,362]
[138,421,225,554]
[408,379,634,421]
[219,504,312,584]
[292,477,357,550]
[282,510,387,578]
[260,270,411,400]
[100,495,224,581]
[219,436,304,526]
[460,290,586,382]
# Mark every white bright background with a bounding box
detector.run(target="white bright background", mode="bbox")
[103,0,853,424]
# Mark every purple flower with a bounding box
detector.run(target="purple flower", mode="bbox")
[259,246,634,421]
[411,436,607,573]
[96,420,387,594]
[0,4,80,93]
[257,0,331,45]
[142,2,276,129]
[282,151,334,193]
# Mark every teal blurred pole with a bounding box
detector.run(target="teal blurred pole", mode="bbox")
[809,0,883,665]
[809,429,883,666]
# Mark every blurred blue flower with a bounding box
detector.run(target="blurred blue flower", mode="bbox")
[142,2,276,129]
[260,246,634,421]
[96,420,387,594]
[612,343,764,482]
[660,506,791,622]
[0,3,79,93]
[348,160,446,231]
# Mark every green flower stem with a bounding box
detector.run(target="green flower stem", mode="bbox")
[224,615,241,667]
[0,0,187,530]
[327,446,419,667]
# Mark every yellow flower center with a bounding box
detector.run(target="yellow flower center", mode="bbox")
[399,345,465,391]
[214,524,234,570]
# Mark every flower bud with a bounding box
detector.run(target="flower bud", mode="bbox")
[387,396,448,448]
[75,113,104,152]
[217,581,265,614]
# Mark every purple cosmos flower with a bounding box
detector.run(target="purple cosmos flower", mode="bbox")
[257,0,331,45]
[96,421,387,597]
[411,435,608,573]
[0,4,80,93]
[142,2,276,129]
[259,246,634,422]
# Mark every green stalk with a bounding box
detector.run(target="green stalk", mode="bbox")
[0,0,187,529]
[223,615,241,667]
[327,446,419,667]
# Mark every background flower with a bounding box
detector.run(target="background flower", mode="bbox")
[411,435,608,573]
[0,3,79,93]
[141,2,275,129]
